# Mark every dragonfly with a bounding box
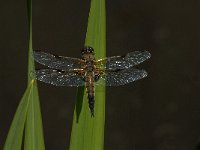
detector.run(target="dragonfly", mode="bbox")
[33,46,151,117]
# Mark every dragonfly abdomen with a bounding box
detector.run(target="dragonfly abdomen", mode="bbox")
[85,72,95,117]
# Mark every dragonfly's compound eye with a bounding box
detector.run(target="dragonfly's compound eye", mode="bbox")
[82,46,94,54]
[88,47,94,53]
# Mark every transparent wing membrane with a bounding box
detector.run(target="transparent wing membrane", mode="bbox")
[33,50,150,87]
[33,51,83,70]
[98,68,148,86]
[34,69,85,86]
[99,50,151,69]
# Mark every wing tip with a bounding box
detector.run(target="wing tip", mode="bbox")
[128,50,151,59]
[142,50,151,59]
[142,69,148,77]
[33,50,43,56]
[32,50,43,60]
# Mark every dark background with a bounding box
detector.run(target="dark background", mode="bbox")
[1,0,200,149]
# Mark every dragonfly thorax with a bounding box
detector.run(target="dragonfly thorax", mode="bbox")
[86,60,95,72]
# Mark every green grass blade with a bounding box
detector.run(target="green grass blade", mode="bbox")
[27,0,34,84]
[3,82,33,150]
[69,0,106,149]
[4,0,45,149]
[4,81,45,150]
[24,0,45,148]
[24,82,45,150]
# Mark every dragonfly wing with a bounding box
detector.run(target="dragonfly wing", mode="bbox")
[33,51,83,69]
[33,69,85,86]
[105,50,151,69]
[98,68,148,86]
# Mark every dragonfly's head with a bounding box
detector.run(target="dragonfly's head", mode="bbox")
[81,46,94,55]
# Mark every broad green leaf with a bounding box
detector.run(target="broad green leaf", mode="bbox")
[69,0,106,150]
[3,0,45,149]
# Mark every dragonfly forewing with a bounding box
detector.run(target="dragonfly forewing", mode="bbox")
[33,51,83,70]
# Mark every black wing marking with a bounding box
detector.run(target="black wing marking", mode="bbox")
[33,69,85,86]
[97,67,148,86]
[98,50,151,69]
[33,51,83,70]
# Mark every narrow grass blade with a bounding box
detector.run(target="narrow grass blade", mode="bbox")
[24,82,45,150]
[24,0,45,149]
[3,82,33,150]
[3,0,45,149]
[69,0,106,149]
[27,0,34,83]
